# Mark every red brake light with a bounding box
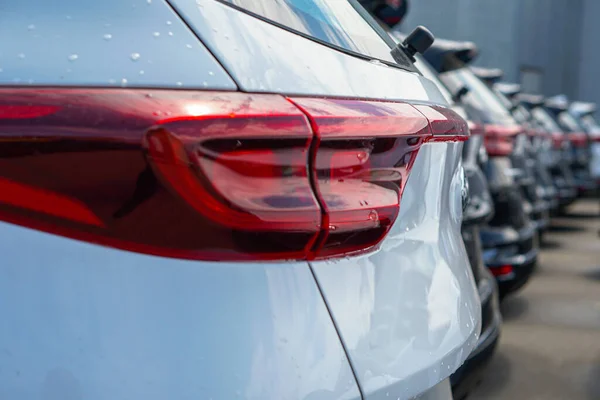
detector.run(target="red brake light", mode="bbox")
[568,132,588,148]
[0,89,467,261]
[483,125,521,156]
[551,132,565,149]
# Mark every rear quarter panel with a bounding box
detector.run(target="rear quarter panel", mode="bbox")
[310,142,480,400]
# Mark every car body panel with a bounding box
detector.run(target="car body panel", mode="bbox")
[310,142,480,400]
[0,222,361,400]
[169,0,446,103]
[0,0,236,89]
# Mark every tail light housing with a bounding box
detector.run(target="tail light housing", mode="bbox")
[0,89,467,261]
[483,125,522,156]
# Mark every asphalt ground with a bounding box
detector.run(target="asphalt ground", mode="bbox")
[470,198,600,400]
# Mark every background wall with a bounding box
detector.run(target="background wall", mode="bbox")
[401,0,596,104]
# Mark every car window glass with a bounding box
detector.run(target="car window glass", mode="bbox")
[219,0,396,63]
[440,67,515,125]
[532,108,562,133]
[558,112,582,133]
[581,115,600,133]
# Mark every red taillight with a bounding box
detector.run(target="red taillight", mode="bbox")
[483,125,521,156]
[290,98,467,257]
[0,89,467,261]
[490,264,514,277]
[551,132,566,149]
[568,132,588,148]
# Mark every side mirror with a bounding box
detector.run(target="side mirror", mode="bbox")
[452,86,470,103]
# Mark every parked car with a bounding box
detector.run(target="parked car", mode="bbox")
[544,95,597,195]
[411,53,501,400]
[0,1,481,399]
[494,83,559,215]
[421,39,538,298]
[518,93,579,210]
[569,101,600,183]
[470,67,551,234]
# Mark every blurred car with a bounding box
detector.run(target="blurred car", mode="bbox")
[412,53,501,400]
[494,83,558,215]
[569,101,600,183]
[471,67,551,234]
[421,39,538,298]
[544,95,597,195]
[518,93,579,210]
[0,1,481,399]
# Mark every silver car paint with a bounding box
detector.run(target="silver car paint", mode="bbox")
[0,0,479,399]
[169,0,446,103]
[0,223,360,400]
[311,142,480,400]
[0,0,236,89]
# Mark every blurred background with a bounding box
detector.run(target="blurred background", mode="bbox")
[399,0,599,104]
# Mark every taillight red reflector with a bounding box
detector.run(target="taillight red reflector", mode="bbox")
[483,125,521,156]
[490,264,514,277]
[0,89,468,261]
[568,132,588,148]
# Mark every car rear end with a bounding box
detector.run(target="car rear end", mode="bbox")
[494,82,557,217]
[0,1,480,399]
[569,101,600,185]
[469,71,551,233]
[519,94,578,210]
[544,96,596,196]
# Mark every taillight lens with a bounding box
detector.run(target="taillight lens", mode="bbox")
[483,125,521,156]
[568,132,588,148]
[551,132,566,149]
[0,89,467,261]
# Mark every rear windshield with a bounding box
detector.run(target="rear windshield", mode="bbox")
[219,0,396,63]
[558,112,582,133]
[532,108,562,133]
[440,67,516,126]
[580,115,600,133]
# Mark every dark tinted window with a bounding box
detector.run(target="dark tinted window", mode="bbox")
[219,0,396,63]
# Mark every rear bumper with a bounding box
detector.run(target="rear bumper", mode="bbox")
[492,252,537,298]
[451,273,501,400]
[529,200,551,232]
[481,224,538,298]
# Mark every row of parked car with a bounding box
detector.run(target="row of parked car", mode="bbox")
[2,1,599,399]
[381,19,600,400]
